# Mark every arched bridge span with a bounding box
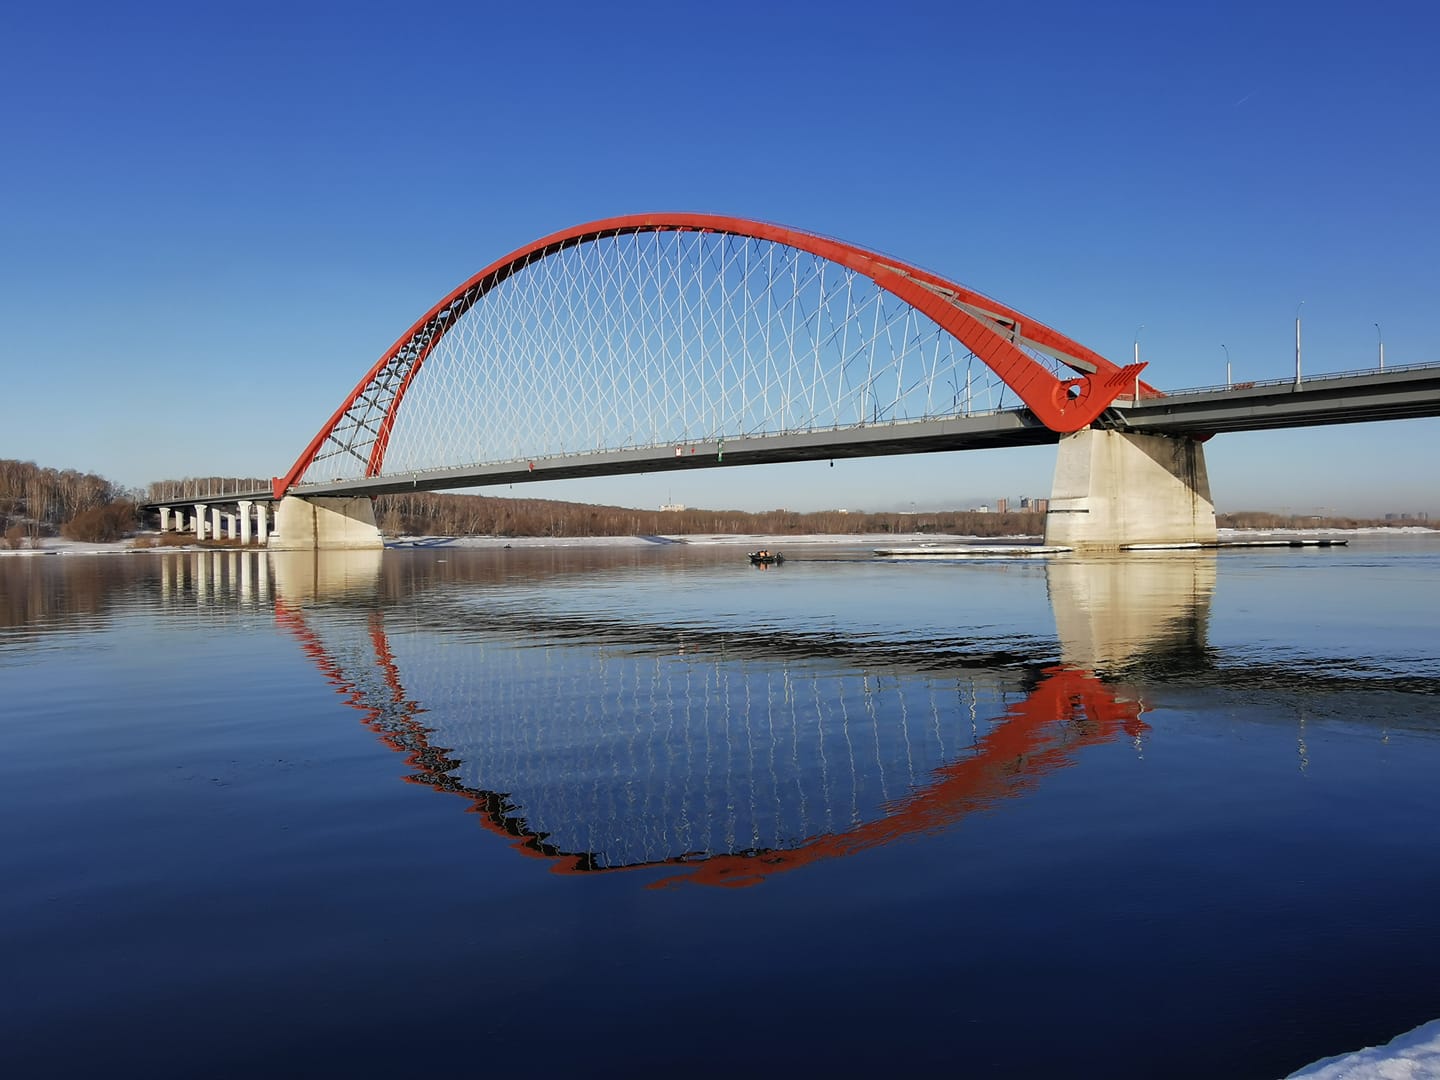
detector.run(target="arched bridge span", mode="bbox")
[276,213,1153,499]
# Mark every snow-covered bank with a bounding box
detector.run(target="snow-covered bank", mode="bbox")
[2,526,1435,557]
[1221,525,1436,539]
[1285,1017,1440,1078]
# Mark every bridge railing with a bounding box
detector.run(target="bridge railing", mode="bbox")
[1154,360,1440,399]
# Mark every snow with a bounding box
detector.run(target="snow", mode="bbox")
[2,526,1434,559]
[1286,1018,1440,1078]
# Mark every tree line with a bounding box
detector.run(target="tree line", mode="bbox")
[370,490,1049,538]
[4,459,1435,546]
[0,459,140,546]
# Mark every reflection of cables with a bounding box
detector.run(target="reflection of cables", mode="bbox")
[280,602,1146,889]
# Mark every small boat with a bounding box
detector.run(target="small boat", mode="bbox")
[748,550,785,566]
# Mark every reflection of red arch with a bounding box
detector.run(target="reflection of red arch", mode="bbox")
[274,213,1159,499]
[276,604,1146,887]
[650,664,1144,888]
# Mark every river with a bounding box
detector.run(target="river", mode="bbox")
[2,537,1438,1078]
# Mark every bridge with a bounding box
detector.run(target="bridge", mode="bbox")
[147,213,1440,549]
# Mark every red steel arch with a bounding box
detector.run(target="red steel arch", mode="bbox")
[275,213,1158,499]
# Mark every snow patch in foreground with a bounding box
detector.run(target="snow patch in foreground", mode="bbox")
[1286,1017,1440,1078]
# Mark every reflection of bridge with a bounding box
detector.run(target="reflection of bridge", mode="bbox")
[113,546,1440,882]
[282,602,1144,888]
[251,549,1231,886]
[145,214,1440,551]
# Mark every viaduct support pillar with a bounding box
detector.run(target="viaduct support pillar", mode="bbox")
[269,496,383,551]
[194,503,208,541]
[210,507,222,541]
[1044,429,1216,551]
[238,501,253,545]
[255,503,269,545]
[159,507,172,532]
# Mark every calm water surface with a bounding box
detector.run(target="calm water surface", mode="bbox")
[2,539,1438,1078]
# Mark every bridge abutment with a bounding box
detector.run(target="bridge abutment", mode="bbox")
[269,496,383,551]
[1044,429,1216,551]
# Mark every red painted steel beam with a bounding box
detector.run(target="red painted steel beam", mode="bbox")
[275,214,1158,499]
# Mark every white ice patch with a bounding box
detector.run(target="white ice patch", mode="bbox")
[1286,1018,1440,1078]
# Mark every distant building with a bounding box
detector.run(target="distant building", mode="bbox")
[1033,498,1049,514]
[996,498,1008,514]
[1019,496,1032,510]
[660,502,686,512]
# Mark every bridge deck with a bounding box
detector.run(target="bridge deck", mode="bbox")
[147,363,1440,506]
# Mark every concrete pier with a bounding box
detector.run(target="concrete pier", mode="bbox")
[269,496,383,551]
[1044,429,1216,551]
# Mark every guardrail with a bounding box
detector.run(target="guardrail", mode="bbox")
[1157,360,1440,399]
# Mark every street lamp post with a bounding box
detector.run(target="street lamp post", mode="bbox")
[1294,301,1305,387]
[1222,343,1231,387]
[1375,322,1385,371]
[1133,324,1145,367]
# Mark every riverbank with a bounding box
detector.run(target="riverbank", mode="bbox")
[3,525,1437,557]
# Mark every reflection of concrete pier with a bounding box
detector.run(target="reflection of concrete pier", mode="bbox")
[269,549,384,604]
[1047,553,1216,674]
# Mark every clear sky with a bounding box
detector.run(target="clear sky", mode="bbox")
[3,0,1437,516]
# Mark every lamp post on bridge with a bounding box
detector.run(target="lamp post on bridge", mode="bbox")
[1375,322,1385,371]
[1294,301,1305,388]
[1133,325,1145,367]
[1222,343,1231,388]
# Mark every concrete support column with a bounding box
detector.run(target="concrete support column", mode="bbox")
[1044,429,1216,551]
[210,507,222,541]
[159,506,172,532]
[223,513,235,540]
[269,496,383,551]
[255,503,269,545]
[238,501,254,545]
[194,504,208,541]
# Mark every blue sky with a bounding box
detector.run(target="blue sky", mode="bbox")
[3,0,1436,516]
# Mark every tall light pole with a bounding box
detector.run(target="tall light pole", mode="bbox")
[1375,322,1385,370]
[1294,301,1305,387]
[1133,324,1145,367]
[1222,343,1231,387]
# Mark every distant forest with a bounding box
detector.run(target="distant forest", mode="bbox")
[0,459,139,546]
[1,459,1433,547]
